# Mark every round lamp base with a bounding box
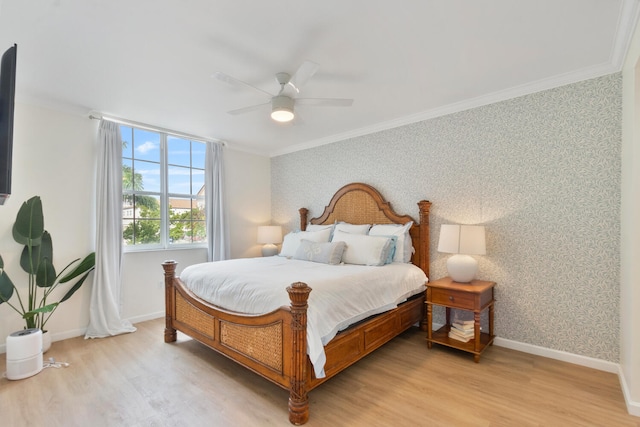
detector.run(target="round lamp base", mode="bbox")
[447,254,478,283]
[261,243,278,257]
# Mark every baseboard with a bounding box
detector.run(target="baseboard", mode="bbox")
[428,326,620,373]
[0,312,165,354]
[127,311,164,325]
[618,366,640,417]
[493,337,619,373]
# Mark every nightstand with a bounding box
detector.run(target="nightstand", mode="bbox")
[426,276,496,362]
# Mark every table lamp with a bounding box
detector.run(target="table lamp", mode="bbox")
[437,224,486,283]
[257,225,283,256]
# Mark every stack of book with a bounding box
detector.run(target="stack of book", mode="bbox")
[448,319,475,343]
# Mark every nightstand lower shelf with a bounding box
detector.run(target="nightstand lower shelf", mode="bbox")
[427,325,495,359]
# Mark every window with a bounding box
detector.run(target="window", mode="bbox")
[121,125,206,250]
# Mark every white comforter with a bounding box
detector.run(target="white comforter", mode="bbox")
[179,257,427,378]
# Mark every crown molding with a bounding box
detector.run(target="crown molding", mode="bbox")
[271,0,640,158]
[270,61,619,158]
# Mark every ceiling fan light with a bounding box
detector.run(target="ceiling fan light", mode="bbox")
[271,108,294,122]
[271,95,295,122]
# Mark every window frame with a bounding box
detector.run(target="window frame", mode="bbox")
[121,125,207,252]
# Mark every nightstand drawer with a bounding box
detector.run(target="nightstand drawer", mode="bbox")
[430,288,475,309]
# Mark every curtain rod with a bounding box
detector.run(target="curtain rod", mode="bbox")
[88,112,226,146]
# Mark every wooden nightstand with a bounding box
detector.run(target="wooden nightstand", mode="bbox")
[426,276,496,362]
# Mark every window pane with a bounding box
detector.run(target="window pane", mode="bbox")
[193,220,206,243]
[122,158,134,192]
[192,169,204,196]
[133,129,160,162]
[168,197,206,244]
[192,198,206,243]
[195,196,205,211]
[168,165,191,195]
[169,197,192,244]
[169,220,191,244]
[168,197,192,216]
[122,194,134,220]
[136,194,161,219]
[167,136,191,167]
[134,160,161,192]
[192,141,205,169]
[121,126,133,159]
[122,194,161,246]
[130,219,161,245]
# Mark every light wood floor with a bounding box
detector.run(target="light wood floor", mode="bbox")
[0,318,637,427]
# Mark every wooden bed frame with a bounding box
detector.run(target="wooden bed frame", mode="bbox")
[162,182,432,425]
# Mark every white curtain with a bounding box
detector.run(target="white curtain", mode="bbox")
[85,120,136,338]
[206,141,229,261]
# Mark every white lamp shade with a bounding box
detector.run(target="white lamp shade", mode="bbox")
[437,224,486,255]
[257,226,283,244]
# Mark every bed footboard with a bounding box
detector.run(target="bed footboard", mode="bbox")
[162,260,312,425]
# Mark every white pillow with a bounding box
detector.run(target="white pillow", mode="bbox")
[279,228,331,257]
[369,221,414,263]
[293,239,346,265]
[334,222,371,235]
[331,230,394,266]
[306,223,334,232]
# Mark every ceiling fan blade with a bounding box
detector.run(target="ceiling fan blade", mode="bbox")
[288,61,320,92]
[227,101,271,116]
[295,98,354,107]
[212,72,274,98]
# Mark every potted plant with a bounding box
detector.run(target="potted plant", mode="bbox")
[0,196,95,350]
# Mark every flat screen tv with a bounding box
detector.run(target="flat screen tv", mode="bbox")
[0,44,16,205]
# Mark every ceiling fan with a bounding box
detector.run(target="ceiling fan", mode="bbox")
[213,61,353,123]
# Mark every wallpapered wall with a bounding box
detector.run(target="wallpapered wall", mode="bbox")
[271,73,622,362]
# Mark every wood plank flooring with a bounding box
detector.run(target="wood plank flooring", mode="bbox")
[0,318,637,427]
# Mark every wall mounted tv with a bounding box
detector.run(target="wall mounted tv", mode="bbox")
[0,44,16,205]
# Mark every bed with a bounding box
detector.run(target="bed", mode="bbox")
[162,182,432,424]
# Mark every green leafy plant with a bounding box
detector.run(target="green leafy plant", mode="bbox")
[0,196,95,331]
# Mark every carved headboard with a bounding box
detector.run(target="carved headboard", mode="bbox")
[298,183,431,277]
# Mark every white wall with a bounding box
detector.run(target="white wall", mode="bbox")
[0,103,272,349]
[0,103,98,343]
[620,16,640,416]
[224,147,272,259]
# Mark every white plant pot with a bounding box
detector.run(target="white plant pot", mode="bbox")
[42,330,51,353]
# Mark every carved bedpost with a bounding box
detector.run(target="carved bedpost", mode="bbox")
[162,260,178,343]
[417,200,432,278]
[417,201,432,332]
[299,208,309,231]
[286,282,312,425]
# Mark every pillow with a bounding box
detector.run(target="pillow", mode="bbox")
[334,222,371,235]
[383,235,398,264]
[306,223,334,233]
[369,221,414,263]
[279,228,332,257]
[331,230,395,266]
[293,239,346,265]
